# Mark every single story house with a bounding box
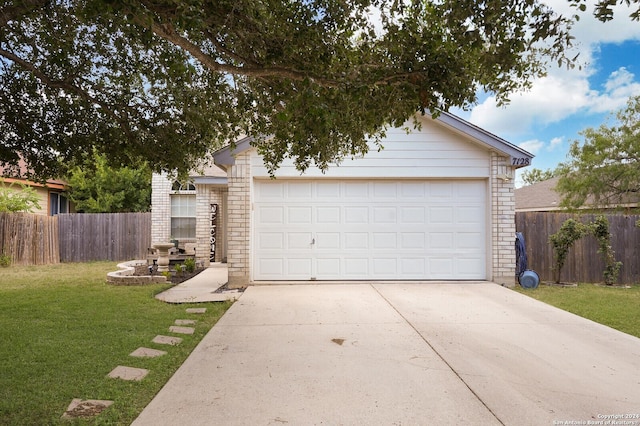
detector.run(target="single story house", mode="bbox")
[515,176,640,212]
[0,160,72,215]
[515,177,563,212]
[151,112,533,287]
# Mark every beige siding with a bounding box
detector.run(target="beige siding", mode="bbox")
[251,118,491,179]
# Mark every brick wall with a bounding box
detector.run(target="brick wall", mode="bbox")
[491,152,516,286]
[151,173,172,246]
[226,152,251,288]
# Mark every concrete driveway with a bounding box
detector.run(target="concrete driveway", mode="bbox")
[133,283,640,426]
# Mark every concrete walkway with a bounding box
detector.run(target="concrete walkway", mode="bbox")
[134,283,640,426]
[155,263,242,303]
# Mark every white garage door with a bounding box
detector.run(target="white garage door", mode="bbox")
[253,180,486,280]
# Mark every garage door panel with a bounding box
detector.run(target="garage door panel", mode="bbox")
[429,258,454,276]
[287,181,312,198]
[317,207,340,223]
[344,232,368,249]
[316,258,340,276]
[345,207,369,223]
[258,258,284,276]
[258,233,284,249]
[373,233,397,249]
[401,233,426,249]
[254,180,486,280]
[288,258,313,275]
[345,258,369,275]
[316,182,341,198]
[430,232,454,249]
[458,232,483,248]
[373,207,396,223]
[402,258,426,274]
[400,207,426,223]
[430,207,455,223]
[345,182,370,198]
[315,232,340,249]
[373,258,398,275]
[288,206,312,224]
[373,182,397,198]
[257,206,284,224]
[288,232,313,249]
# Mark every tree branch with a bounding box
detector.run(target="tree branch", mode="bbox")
[0,0,49,28]
[0,47,135,139]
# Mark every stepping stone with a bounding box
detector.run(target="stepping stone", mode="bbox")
[175,319,197,325]
[169,326,195,335]
[61,399,113,419]
[130,347,167,358]
[107,366,148,381]
[152,335,183,346]
[185,307,206,314]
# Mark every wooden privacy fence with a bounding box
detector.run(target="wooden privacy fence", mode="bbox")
[0,212,152,265]
[516,212,640,285]
[0,213,59,265]
[58,213,151,262]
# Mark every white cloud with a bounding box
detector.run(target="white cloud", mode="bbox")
[463,0,640,139]
[518,139,545,155]
[548,137,564,151]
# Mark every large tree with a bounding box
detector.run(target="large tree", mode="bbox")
[556,95,640,209]
[65,150,152,213]
[1,0,638,180]
[520,167,561,186]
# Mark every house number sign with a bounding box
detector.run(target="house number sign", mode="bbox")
[210,203,218,262]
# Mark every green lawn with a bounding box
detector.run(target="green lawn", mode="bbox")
[0,262,232,425]
[514,283,640,339]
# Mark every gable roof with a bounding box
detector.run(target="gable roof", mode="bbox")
[213,112,533,167]
[0,159,68,190]
[515,177,562,212]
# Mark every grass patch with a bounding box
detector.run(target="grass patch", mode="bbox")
[0,262,232,425]
[514,283,640,338]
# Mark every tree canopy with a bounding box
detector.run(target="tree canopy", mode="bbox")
[65,150,152,213]
[1,0,638,180]
[0,182,41,213]
[556,95,640,209]
[520,167,560,186]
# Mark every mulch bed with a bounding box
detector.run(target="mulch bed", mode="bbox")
[133,265,206,285]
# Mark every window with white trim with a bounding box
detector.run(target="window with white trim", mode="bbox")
[170,182,196,239]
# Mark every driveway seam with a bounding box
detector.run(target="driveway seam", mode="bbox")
[370,284,506,426]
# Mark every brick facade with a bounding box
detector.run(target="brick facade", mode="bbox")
[226,152,252,288]
[490,152,516,286]
[222,150,518,287]
[152,173,227,266]
[151,173,172,246]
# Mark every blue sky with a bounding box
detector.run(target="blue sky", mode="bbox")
[451,1,640,187]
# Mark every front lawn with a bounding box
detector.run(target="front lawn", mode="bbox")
[0,262,232,425]
[514,283,640,339]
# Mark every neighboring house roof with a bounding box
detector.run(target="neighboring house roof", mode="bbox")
[516,176,640,212]
[515,177,562,212]
[213,112,534,167]
[0,159,68,190]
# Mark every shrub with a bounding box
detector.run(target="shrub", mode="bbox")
[0,253,10,268]
[184,258,196,273]
[549,218,589,283]
[550,215,622,285]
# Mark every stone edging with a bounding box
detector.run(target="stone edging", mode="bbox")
[106,260,167,285]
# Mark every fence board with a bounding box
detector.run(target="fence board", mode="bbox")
[58,213,151,262]
[0,213,59,265]
[516,212,640,284]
